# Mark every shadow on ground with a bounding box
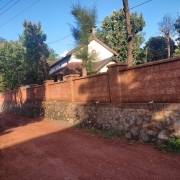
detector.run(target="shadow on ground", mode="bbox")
[0,113,180,180]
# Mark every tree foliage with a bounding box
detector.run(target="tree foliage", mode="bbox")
[22,20,49,84]
[96,9,146,65]
[173,45,180,57]
[47,48,59,61]
[144,36,176,61]
[0,21,58,91]
[0,41,25,91]
[70,2,98,76]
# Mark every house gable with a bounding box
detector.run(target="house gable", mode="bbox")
[88,40,114,61]
[49,37,118,77]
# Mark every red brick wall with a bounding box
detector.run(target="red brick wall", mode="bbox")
[48,82,68,101]
[73,73,110,103]
[118,57,180,103]
[33,85,45,100]
[0,57,180,104]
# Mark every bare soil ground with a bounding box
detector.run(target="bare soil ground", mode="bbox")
[0,113,180,180]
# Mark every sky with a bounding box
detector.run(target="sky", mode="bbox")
[0,0,180,56]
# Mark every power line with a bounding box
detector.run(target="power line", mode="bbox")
[0,0,13,11]
[0,0,20,16]
[129,0,152,10]
[96,0,152,25]
[1,0,152,46]
[47,35,71,44]
[0,0,40,28]
[47,0,152,45]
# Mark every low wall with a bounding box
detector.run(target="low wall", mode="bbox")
[1,101,180,143]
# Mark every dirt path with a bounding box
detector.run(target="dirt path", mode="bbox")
[0,113,180,180]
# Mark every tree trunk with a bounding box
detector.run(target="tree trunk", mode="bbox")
[40,53,49,80]
[82,66,87,76]
[167,37,170,58]
[122,0,133,66]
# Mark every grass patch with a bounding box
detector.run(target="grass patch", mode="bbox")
[102,129,123,138]
[87,129,99,134]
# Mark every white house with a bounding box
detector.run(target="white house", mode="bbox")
[49,37,118,82]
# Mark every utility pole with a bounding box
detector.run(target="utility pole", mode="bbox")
[122,0,133,66]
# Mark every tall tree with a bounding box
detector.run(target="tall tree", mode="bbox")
[144,36,176,61]
[22,21,49,82]
[96,9,145,65]
[70,2,98,76]
[158,14,176,58]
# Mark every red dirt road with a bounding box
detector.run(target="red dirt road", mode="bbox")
[0,113,180,180]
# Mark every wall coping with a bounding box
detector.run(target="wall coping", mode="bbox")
[119,56,180,72]
[33,84,44,88]
[73,72,107,81]
[49,80,67,85]
[66,74,80,78]
[107,63,128,68]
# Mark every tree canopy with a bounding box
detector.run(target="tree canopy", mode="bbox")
[144,36,176,61]
[0,21,58,91]
[96,9,146,65]
[22,20,49,84]
[0,41,25,91]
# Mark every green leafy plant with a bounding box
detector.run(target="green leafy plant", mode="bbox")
[88,129,99,134]
[102,129,123,138]
[156,137,180,154]
[168,137,180,149]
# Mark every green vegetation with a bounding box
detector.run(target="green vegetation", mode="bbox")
[88,129,99,134]
[0,40,25,91]
[96,9,146,64]
[86,127,123,139]
[102,129,123,138]
[70,2,98,76]
[144,36,176,61]
[22,20,49,82]
[0,21,58,91]
[156,137,180,154]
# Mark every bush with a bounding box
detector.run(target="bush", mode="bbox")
[168,137,180,149]
[103,130,123,138]
[156,137,180,154]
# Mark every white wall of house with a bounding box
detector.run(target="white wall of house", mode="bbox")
[99,61,116,73]
[69,55,82,63]
[88,40,114,61]
[50,39,115,75]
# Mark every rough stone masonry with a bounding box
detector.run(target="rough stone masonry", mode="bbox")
[1,101,180,143]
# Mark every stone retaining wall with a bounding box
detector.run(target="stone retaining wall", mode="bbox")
[1,101,180,143]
